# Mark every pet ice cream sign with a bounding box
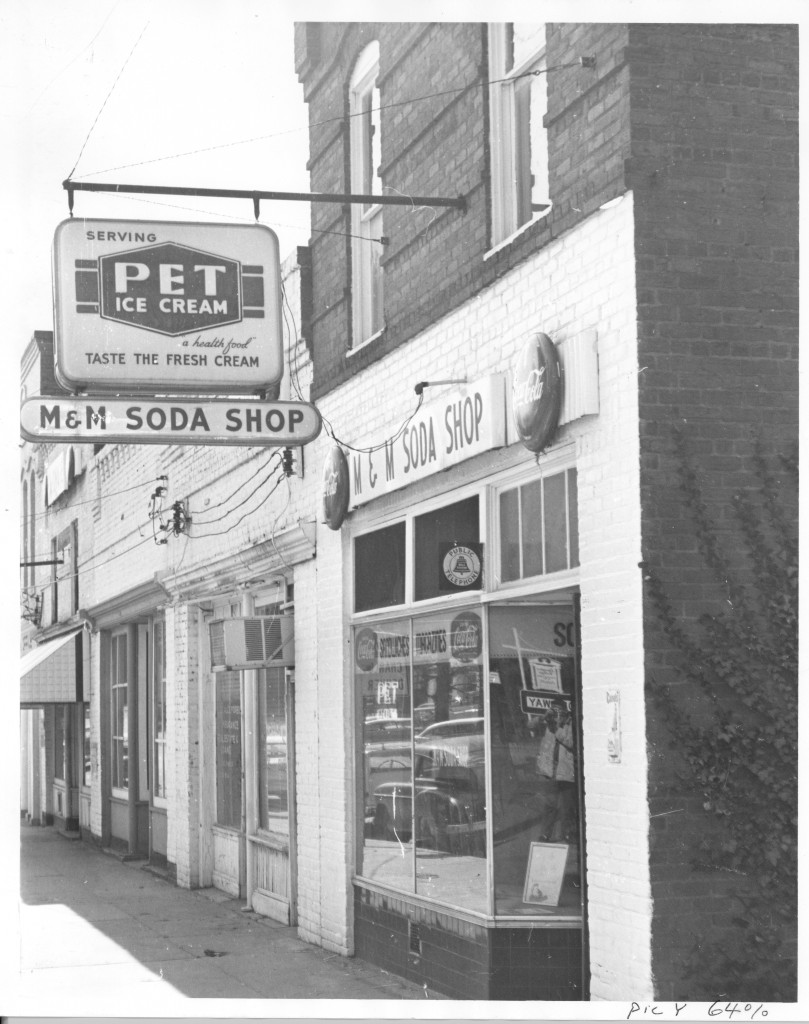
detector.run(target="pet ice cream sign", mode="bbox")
[52,218,283,392]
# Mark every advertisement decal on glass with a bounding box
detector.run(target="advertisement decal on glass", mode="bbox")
[354,628,378,672]
[439,542,483,592]
[450,611,483,662]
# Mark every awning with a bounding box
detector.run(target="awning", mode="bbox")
[20,628,84,705]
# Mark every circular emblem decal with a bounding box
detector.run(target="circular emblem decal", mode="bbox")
[512,332,563,453]
[450,611,483,662]
[354,628,378,672]
[442,544,482,588]
[322,445,350,531]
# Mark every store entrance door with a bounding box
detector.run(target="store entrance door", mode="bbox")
[247,666,297,924]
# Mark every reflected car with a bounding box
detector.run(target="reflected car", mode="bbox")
[370,768,486,857]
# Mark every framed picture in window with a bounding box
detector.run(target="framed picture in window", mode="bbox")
[522,842,569,906]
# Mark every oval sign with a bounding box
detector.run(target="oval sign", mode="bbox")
[322,445,350,530]
[512,333,562,453]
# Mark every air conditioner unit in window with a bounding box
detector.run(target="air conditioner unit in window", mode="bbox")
[208,616,294,671]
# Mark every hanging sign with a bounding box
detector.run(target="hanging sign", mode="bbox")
[512,333,563,453]
[322,445,351,530]
[52,218,283,393]
[20,396,321,446]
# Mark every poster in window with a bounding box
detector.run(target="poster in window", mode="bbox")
[522,842,569,906]
[438,541,483,592]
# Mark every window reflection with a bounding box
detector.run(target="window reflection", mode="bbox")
[356,612,488,911]
[258,666,289,835]
[489,604,582,917]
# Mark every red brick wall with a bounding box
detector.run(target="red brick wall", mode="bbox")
[295,22,632,398]
[630,23,798,998]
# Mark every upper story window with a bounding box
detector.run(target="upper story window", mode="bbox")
[51,521,78,623]
[488,23,550,247]
[349,41,384,348]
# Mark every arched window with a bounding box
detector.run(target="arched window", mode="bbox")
[349,41,384,347]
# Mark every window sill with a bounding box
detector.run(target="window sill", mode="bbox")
[484,205,552,262]
[347,325,386,357]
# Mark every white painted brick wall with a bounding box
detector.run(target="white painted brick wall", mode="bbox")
[305,195,652,994]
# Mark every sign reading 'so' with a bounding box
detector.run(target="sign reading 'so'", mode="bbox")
[512,333,562,453]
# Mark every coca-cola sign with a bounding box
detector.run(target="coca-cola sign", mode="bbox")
[450,611,483,663]
[513,333,562,453]
[322,445,350,530]
[354,628,378,672]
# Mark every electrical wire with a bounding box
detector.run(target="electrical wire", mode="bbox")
[75,61,589,180]
[190,453,283,523]
[188,450,280,517]
[67,21,150,180]
[21,477,166,524]
[192,471,286,538]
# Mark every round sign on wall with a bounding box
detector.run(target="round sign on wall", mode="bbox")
[512,333,563,453]
[322,445,350,530]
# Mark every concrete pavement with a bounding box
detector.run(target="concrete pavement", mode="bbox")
[10,822,445,1012]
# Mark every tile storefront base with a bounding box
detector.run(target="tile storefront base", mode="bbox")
[353,884,584,1000]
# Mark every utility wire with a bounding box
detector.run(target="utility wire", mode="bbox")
[188,450,281,517]
[192,472,286,538]
[74,60,589,179]
[21,478,165,524]
[67,21,150,180]
[190,456,284,524]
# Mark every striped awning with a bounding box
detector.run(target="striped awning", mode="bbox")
[20,628,84,705]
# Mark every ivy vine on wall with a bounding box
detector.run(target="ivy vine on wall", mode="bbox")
[644,429,797,1001]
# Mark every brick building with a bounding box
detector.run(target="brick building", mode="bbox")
[21,21,797,1003]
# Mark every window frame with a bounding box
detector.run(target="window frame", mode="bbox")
[487,22,551,251]
[350,458,582,923]
[349,40,385,350]
[110,629,129,797]
[151,617,168,808]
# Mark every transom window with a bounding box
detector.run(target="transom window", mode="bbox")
[498,468,579,583]
[488,23,550,246]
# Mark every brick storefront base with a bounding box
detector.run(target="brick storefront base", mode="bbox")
[353,885,584,1000]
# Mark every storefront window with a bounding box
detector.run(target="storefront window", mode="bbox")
[152,620,167,801]
[215,671,242,829]
[258,666,289,835]
[489,602,582,918]
[354,521,406,612]
[111,632,128,791]
[356,610,487,912]
[499,468,579,583]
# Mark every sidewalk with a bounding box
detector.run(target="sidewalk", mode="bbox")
[10,822,444,1012]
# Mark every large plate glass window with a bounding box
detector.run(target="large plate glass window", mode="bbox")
[356,609,487,913]
[489,602,582,918]
[488,23,550,246]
